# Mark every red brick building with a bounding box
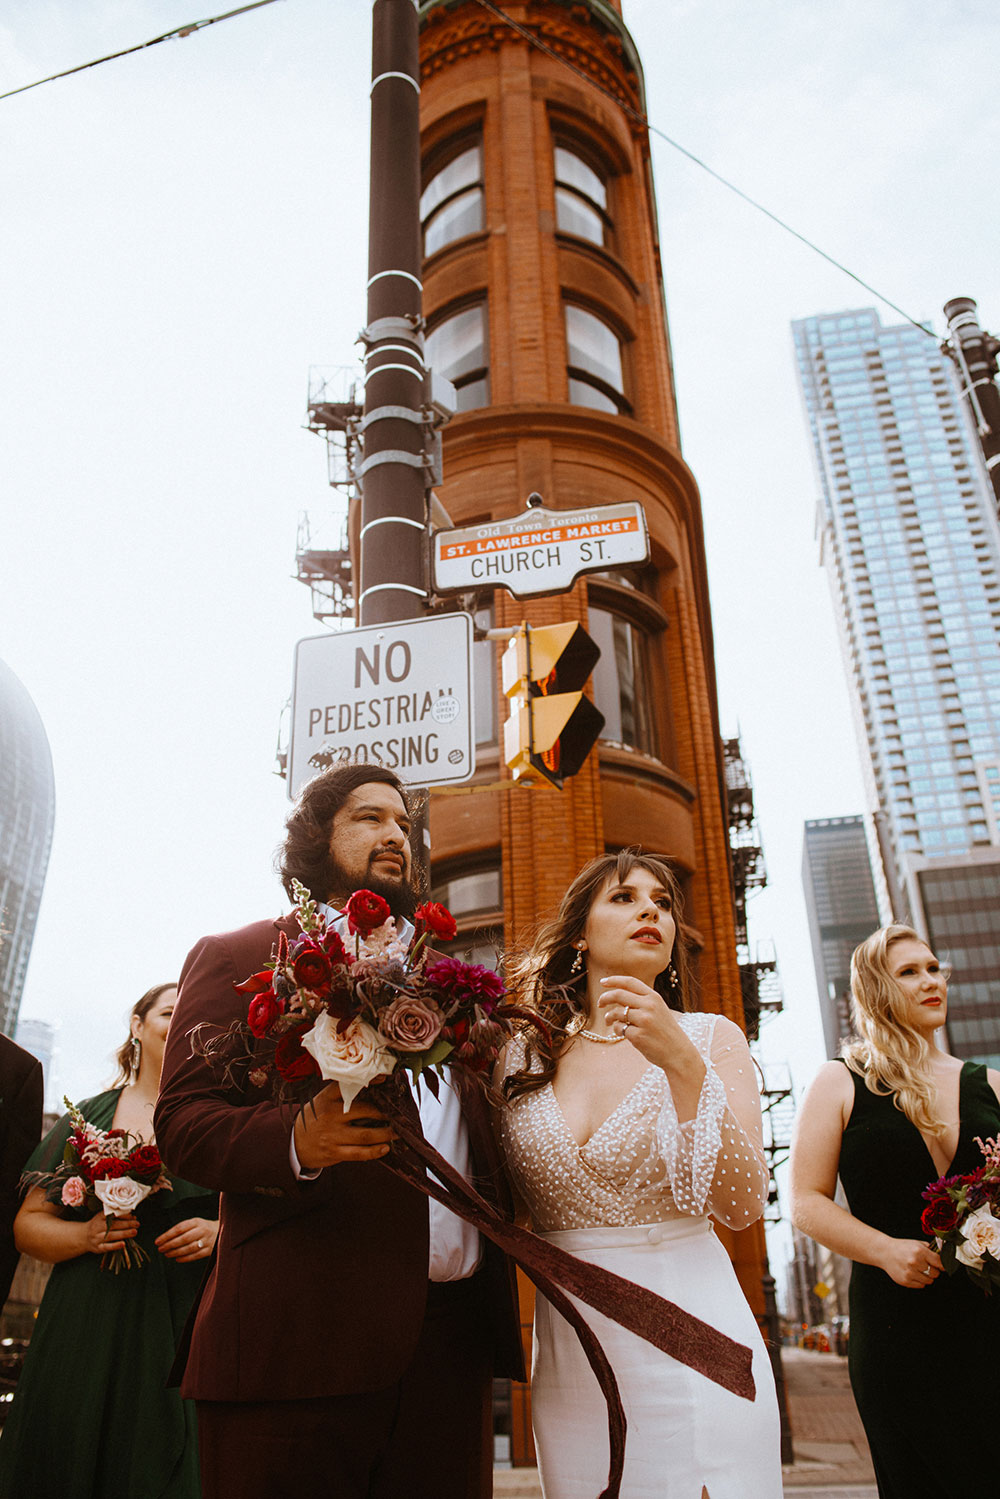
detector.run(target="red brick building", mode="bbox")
[417,0,769,1460]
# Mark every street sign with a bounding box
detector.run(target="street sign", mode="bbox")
[288,614,475,797]
[432,499,650,598]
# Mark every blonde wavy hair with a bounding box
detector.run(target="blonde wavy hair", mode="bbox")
[842,924,949,1136]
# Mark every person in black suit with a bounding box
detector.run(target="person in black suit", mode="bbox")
[0,1033,44,1304]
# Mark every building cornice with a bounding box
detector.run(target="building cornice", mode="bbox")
[419,0,646,117]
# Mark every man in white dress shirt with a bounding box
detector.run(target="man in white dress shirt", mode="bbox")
[155,764,523,1499]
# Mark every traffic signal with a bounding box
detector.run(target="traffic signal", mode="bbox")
[501,622,605,788]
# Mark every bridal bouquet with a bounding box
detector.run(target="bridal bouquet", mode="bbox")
[24,1099,172,1271]
[921,1134,1000,1294]
[233,881,527,1109]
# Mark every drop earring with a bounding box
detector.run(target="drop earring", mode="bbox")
[569,945,585,976]
[666,960,681,995]
[131,1037,141,1074]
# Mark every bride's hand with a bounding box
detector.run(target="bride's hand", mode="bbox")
[597,975,702,1078]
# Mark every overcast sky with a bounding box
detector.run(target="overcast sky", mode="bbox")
[2,1,998,1272]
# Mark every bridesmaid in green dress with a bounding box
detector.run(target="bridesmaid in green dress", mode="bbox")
[0,984,219,1499]
[790,924,1000,1499]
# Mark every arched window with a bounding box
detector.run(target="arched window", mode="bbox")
[554,144,610,246]
[425,303,490,411]
[565,304,628,414]
[589,606,657,755]
[421,141,484,257]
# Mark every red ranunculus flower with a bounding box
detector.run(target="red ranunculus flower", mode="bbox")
[247,990,283,1037]
[292,947,332,990]
[921,1197,960,1236]
[129,1145,163,1180]
[275,1026,322,1081]
[345,889,391,938]
[234,968,276,995]
[414,901,458,942]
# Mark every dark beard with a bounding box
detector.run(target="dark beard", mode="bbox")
[323,852,418,922]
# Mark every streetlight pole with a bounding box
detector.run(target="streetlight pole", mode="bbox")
[943,296,1000,513]
[359,0,432,893]
[360,0,427,630]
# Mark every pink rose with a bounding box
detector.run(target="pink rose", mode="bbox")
[61,1176,88,1209]
[378,996,445,1053]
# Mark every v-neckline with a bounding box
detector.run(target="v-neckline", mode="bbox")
[548,1066,656,1151]
[917,1061,967,1181]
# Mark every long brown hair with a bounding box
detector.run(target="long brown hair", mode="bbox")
[112,983,177,1086]
[503,849,693,1102]
[842,924,949,1136]
[277,763,408,901]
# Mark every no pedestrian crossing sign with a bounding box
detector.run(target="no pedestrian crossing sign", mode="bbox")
[288,614,475,798]
[432,499,649,598]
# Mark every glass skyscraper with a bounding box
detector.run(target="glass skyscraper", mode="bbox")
[0,659,55,1035]
[794,307,1000,1064]
[802,816,881,1060]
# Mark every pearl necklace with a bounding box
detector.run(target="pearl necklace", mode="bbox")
[578,1026,625,1044]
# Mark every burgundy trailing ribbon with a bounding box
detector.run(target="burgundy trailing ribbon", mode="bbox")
[378,1091,755,1499]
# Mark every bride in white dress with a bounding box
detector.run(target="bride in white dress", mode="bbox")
[498,850,782,1499]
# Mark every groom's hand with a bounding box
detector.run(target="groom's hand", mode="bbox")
[293,1082,395,1171]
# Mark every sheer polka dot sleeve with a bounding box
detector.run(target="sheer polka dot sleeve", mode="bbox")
[655,1014,770,1227]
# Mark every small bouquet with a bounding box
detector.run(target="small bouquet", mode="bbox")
[921,1134,1000,1294]
[24,1099,172,1271]
[233,881,534,1110]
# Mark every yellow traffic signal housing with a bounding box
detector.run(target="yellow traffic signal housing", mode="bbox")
[501,622,605,788]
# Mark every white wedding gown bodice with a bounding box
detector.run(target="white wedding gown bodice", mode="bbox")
[499,1012,783,1499]
[500,1012,769,1232]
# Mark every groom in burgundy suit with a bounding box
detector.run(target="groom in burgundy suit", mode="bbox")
[155,763,523,1499]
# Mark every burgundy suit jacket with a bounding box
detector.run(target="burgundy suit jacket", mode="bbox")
[154,913,524,1402]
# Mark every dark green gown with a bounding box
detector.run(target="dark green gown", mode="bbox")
[0,1090,217,1499]
[838,1060,1000,1499]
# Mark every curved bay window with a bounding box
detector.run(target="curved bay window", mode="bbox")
[565,304,629,414]
[589,606,658,756]
[425,302,489,411]
[554,143,610,247]
[430,863,503,970]
[420,140,484,257]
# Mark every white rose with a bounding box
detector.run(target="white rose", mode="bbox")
[301,1011,395,1111]
[958,1206,1000,1265]
[93,1176,153,1216]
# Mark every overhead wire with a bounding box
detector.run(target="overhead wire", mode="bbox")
[473,0,935,340]
[0,0,283,103]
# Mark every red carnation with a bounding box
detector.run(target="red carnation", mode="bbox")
[234,968,276,995]
[247,990,283,1038]
[345,889,391,938]
[275,1026,322,1081]
[292,946,332,991]
[921,1197,960,1236]
[414,902,458,943]
[93,1158,128,1180]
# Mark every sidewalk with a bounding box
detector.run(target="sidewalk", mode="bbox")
[493,1346,878,1498]
[780,1345,876,1493]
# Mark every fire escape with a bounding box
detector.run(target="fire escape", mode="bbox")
[723,735,789,1218]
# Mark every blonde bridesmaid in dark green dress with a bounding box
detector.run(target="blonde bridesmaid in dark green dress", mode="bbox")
[0,985,218,1499]
[790,925,1000,1499]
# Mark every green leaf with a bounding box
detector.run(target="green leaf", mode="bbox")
[421,1038,455,1068]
